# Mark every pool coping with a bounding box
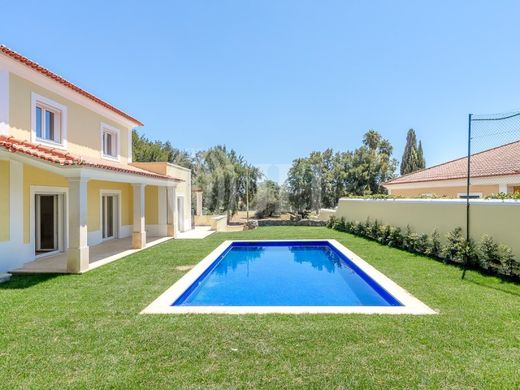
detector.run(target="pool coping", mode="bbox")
[141,239,437,315]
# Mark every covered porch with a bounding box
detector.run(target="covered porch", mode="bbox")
[11,235,172,274]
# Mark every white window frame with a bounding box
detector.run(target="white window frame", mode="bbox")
[457,192,483,199]
[99,190,121,241]
[100,122,120,161]
[31,93,68,149]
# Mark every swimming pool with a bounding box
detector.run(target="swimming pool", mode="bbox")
[143,240,435,314]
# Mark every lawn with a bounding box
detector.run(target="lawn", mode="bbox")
[1,227,519,389]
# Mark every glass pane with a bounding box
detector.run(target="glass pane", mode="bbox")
[45,110,55,141]
[105,132,112,156]
[36,107,42,138]
[107,196,114,237]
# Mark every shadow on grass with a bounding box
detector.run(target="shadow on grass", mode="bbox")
[464,277,520,297]
[0,274,62,290]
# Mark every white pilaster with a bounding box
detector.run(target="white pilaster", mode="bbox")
[196,191,203,216]
[498,183,508,194]
[132,184,146,249]
[67,178,89,273]
[167,186,176,237]
[0,69,9,135]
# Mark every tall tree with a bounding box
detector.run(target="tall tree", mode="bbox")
[400,128,425,175]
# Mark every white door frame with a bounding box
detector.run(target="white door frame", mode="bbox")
[100,189,121,241]
[30,186,68,259]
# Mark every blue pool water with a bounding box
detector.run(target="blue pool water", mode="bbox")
[173,241,402,307]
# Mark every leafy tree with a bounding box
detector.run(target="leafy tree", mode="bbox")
[400,129,425,175]
[253,180,281,218]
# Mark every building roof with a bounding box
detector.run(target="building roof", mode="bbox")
[0,135,181,181]
[0,45,143,126]
[384,140,520,185]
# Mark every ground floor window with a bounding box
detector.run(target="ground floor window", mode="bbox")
[101,194,119,240]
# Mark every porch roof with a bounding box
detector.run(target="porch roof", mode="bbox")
[0,135,183,182]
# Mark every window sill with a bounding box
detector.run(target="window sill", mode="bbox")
[101,154,120,162]
[34,138,67,150]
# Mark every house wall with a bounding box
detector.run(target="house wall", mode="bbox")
[145,185,159,225]
[0,160,9,241]
[388,184,500,198]
[23,164,68,244]
[8,74,131,163]
[319,198,520,258]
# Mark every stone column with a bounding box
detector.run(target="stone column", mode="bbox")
[132,184,146,249]
[67,177,89,273]
[166,186,176,237]
[196,191,203,216]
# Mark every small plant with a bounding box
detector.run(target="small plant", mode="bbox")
[378,224,392,245]
[478,235,500,270]
[326,216,337,229]
[415,233,431,255]
[443,227,467,264]
[387,226,404,248]
[425,229,442,258]
[497,244,518,276]
[402,225,415,251]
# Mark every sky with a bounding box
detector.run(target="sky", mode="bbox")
[2,0,520,182]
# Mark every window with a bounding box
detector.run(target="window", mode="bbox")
[514,186,520,194]
[31,93,67,148]
[35,104,61,143]
[100,123,120,160]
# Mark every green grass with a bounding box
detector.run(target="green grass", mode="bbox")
[1,227,519,389]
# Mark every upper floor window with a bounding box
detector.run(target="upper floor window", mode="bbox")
[100,123,120,161]
[31,93,68,148]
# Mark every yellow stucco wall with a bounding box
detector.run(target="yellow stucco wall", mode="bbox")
[388,184,500,198]
[9,74,131,163]
[145,185,159,225]
[0,161,10,241]
[23,164,68,244]
[327,198,520,259]
[87,181,133,232]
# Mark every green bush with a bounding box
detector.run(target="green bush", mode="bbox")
[327,216,517,279]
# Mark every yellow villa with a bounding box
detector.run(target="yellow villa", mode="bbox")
[0,45,192,274]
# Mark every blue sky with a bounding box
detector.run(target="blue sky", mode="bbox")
[2,1,520,182]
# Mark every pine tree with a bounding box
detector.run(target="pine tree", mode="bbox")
[400,129,425,175]
[417,140,426,169]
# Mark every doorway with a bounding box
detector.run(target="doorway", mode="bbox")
[35,194,63,255]
[101,194,119,240]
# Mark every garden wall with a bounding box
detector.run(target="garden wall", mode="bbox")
[319,198,520,258]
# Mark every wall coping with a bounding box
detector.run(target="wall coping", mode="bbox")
[338,198,520,206]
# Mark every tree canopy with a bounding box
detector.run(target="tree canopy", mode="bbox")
[400,129,426,175]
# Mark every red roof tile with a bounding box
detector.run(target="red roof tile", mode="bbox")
[0,45,143,126]
[385,140,520,185]
[0,135,181,181]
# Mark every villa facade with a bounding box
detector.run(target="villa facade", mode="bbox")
[0,45,191,273]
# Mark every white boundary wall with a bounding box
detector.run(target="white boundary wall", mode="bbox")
[319,198,520,258]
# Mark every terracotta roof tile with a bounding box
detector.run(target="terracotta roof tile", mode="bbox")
[0,135,181,181]
[385,140,520,185]
[0,45,143,126]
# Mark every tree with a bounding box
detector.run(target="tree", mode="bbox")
[285,130,397,212]
[400,129,425,175]
[253,180,281,218]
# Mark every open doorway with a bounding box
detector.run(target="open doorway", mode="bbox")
[35,193,64,256]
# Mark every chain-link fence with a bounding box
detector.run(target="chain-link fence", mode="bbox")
[462,110,520,279]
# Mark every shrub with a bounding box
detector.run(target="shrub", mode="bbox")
[387,226,404,248]
[477,235,500,270]
[425,229,442,258]
[326,216,336,229]
[443,227,475,264]
[378,224,392,245]
[497,244,518,277]
[415,233,431,255]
